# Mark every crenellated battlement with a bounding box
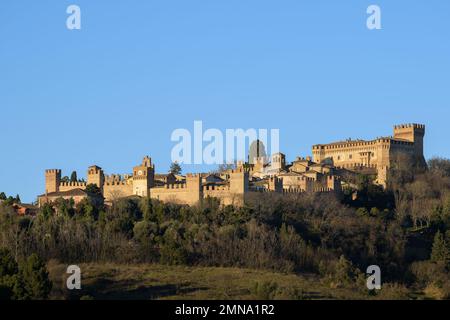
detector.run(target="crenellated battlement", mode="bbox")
[313,187,334,192]
[165,183,187,189]
[60,181,87,187]
[88,165,103,174]
[252,182,336,194]
[390,139,414,146]
[282,187,304,193]
[104,180,129,186]
[394,123,425,130]
[313,137,417,151]
[45,169,61,174]
[203,185,229,191]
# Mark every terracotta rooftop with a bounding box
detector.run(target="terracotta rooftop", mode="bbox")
[39,188,88,198]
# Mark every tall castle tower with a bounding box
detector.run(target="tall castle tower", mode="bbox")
[271,152,286,171]
[87,165,105,191]
[132,156,155,197]
[229,168,249,206]
[393,124,426,166]
[186,174,202,204]
[230,168,249,194]
[45,169,61,194]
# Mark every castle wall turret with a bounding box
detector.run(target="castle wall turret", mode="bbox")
[59,181,87,192]
[268,176,283,192]
[186,174,202,205]
[45,169,61,194]
[87,165,105,191]
[327,175,342,192]
[393,123,426,166]
[230,168,249,194]
[229,168,249,206]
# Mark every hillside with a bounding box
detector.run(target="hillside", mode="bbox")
[47,262,415,300]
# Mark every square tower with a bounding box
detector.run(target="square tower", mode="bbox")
[87,165,105,190]
[271,152,286,171]
[230,168,249,194]
[45,169,61,193]
[393,123,426,165]
[132,156,155,197]
[186,173,202,205]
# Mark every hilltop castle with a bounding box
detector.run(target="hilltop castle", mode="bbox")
[312,123,426,186]
[38,123,425,207]
[38,155,341,208]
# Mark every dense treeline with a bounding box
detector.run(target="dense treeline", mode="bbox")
[0,249,52,300]
[0,157,449,299]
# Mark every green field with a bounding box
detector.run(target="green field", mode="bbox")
[47,262,411,300]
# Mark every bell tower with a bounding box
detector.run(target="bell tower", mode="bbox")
[271,152,286,171]
[132,156,155,197]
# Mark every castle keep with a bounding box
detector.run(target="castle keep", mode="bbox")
[312,124,426,186]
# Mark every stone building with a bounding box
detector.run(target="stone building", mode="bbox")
[312,124,426,186]
[39,157,249,207]
[238,152,342,194]
[38,188,104,208]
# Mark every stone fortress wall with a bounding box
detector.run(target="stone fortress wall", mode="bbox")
[43,158,250,207]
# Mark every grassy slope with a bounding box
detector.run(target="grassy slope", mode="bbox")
[48,262,370,300]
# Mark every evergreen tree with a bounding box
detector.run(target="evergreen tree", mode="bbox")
[40,203,54,220]
[0,249,20,300]
[334,255,355,285]
[85,183,102,195]
[431,231,450,267]
[70,171,78,182]
[0,192,6,201]
[19,254,52,300]
[169,162,182,175]
[0,249,18,277]
[140,197,153,222]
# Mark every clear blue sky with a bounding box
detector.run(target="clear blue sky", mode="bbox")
[1,1,449,202]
